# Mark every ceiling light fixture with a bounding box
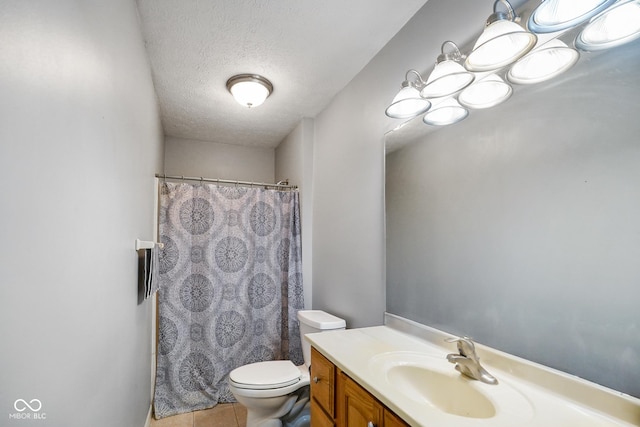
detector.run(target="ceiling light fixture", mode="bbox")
[507,39,579,85]
[528,0,617,33]
[422,98,469,126]
[226,74,273,108]
[421,41,475,99]
[385,70,432,119]
[458,74,513,109]
[575,0,640,51]
[465,0,537,72]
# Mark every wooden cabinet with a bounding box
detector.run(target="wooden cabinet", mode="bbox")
[311,346,410,427]
[383,409,411,427]
[311,398,335,427]
[338,372,383,426]
[310,347,336,426]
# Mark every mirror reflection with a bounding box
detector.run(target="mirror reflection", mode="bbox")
[385,0,640,399]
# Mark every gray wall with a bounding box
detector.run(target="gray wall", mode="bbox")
[310,0,490,328]
[0,1,164,426]
[386,43,640,397]
[164,136,275,183]
[311,74,388,328]
[276,118,315,309]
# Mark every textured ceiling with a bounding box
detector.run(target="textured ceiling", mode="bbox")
[136,0,428,148]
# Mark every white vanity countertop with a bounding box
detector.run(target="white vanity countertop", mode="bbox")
[305,324,640,427]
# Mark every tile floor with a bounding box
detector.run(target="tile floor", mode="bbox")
[149,403,247,427]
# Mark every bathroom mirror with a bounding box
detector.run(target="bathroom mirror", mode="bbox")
[384,2,640,400]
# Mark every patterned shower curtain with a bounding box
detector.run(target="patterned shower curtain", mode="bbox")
[153,182,304,419]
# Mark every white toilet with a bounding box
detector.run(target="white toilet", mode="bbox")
[229,310,346,427]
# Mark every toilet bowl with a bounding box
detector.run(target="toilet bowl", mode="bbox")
[229,310,346,427]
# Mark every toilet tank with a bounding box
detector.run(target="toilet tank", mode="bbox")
[297,310,346,367]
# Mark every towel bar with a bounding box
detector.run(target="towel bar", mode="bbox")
[135,239,164,250]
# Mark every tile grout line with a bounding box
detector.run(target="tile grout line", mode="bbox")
[232,403,242,427]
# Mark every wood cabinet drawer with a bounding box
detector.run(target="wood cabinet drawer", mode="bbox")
[311,347,336,417]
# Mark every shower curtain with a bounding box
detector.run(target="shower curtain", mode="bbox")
[153,182,304,419]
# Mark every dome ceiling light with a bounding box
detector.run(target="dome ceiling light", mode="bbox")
[226,74,273,108]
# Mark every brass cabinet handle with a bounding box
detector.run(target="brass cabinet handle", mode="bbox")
[313,376,320,384]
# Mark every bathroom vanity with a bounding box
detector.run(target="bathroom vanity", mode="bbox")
[310,347,409,427]
[307,314,640,427]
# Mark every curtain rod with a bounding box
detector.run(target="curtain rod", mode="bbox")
[155,174,298,190]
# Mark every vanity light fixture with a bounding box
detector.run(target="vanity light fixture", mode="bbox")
[575,0,640,51]
[458,74,513,109]
[420,41,475,99]
[422,98,469,126]
[385,70,432,119]
[384,0,640,129]
[507,39,579,85]
[528,0,618,33]
[465,0,537,72]
[226,74,273,108]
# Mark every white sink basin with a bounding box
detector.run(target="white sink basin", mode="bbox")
[369,351,534,422]
[387,363,496,418]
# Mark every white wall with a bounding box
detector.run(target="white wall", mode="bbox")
[0,1,163,426]
[275,118,314,308]
[164,136,275,183]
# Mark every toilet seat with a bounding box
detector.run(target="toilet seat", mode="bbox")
[230,360,302,390]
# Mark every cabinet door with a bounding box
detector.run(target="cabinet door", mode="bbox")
[311,347,336,417]
[384,409,411,427]
[338,372,383,427]
[311,398,335,427]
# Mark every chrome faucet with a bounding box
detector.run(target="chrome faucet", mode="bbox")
[446,336,498,385]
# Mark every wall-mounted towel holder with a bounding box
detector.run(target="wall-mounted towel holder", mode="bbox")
[135,238,164,250]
